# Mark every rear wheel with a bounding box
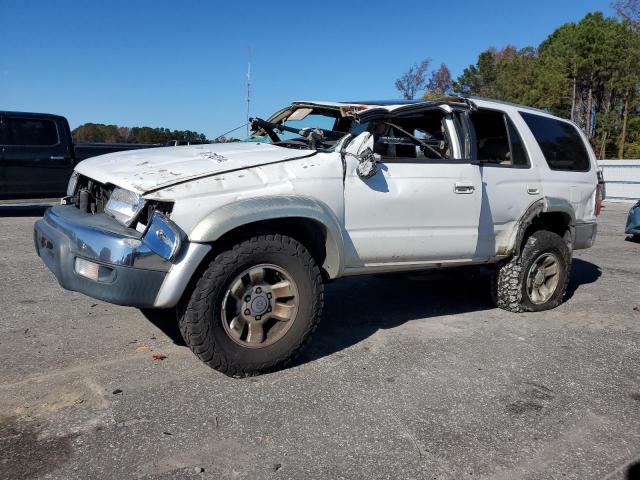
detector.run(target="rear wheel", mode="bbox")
[178,234,323,376]
[491,230,571,312]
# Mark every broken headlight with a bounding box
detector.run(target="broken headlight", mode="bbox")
[104,187,145,226]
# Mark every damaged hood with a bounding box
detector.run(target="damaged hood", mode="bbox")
[74,142,316,194]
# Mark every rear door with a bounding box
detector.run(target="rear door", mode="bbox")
[467,107,543,257]
[343,105,484,268]
[1,115,73,197]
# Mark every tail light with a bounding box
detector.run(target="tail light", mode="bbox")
[595,183,604,216]
[595,169,605,216]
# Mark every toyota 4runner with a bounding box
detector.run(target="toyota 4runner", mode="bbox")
[34,97,602,375]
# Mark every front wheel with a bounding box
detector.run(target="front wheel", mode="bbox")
[491,230,571,312]
[178,234,324,376]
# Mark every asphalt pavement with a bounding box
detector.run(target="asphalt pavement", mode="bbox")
[0,202,638,480]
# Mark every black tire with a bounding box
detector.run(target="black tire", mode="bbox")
[491,230,571,312]
[177,234,324,376]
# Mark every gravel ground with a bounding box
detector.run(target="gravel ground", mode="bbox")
[0,202,638,480]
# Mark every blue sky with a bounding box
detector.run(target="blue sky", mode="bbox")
[1,0,616,139]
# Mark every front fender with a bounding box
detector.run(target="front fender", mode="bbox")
[189,195,345,278]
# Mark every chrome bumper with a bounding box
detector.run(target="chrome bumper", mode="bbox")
[34,205,210,308]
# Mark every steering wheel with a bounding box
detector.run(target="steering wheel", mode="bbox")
[251,119,280,143]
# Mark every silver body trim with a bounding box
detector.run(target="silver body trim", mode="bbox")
[153,243,211,308]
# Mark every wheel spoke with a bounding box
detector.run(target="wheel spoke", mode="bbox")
[531,287,544,303]
[539,283,551,300]
[544,263,558,277]
[272,302,294,322]
[246,322,264,344]
[228,315,246,340]
[270,280,293,299]
[248,267,265,285]
[229,279,247,300]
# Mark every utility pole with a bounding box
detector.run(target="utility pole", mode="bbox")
[246,47,251,136]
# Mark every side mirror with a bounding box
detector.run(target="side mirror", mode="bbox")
[342,132,380,179]
[355,147,378,179]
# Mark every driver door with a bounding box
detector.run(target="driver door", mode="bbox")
[342,110,483,269]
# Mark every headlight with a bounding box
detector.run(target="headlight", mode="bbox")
[67,171,80,196]
[105,187,145,226]
[142,211,182,261]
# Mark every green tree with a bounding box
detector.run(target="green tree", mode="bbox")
[73,124,209,144]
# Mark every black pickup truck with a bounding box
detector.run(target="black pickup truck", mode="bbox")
[0,111,160,199]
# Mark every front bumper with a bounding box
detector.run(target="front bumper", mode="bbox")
[35,205,169,307]
[625,203,640,236]
[34,205,210,308]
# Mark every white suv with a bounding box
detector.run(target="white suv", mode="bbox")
[35,97,601,375]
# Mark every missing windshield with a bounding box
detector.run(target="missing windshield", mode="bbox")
[248,105,357,151]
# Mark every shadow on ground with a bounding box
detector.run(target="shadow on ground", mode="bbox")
[139,259,602,368]
[302,258,601,365]
[565,258,602,301]
[627,460,640,480]
[140,308,186,346]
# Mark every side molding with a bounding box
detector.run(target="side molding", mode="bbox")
[189,195,345,278]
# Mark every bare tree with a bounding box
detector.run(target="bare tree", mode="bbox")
[395,59,431,100]
[425,63,453,99]
[613,0,640,26]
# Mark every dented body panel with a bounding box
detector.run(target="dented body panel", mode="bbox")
[75,142,317,194]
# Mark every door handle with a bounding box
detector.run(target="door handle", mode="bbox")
[454,182,475,194]
[527,185,540,195]
[50,155,66,160]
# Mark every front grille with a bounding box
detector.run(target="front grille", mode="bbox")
[70,175,173,228]
[71,175,113,214]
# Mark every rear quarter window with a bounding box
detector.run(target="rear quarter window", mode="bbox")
[520,112,590,172]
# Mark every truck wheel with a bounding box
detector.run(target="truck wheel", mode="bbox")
[178,234,324,376]
[491,230,571,313]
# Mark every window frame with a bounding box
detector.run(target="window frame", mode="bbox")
[469,107,531,169]
[3,116,61,147]
[518,111,591,173]
[372,111,473,165]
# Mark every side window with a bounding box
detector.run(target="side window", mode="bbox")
[470,109,528,167]
[370,111,453,161]
[520,112,590,172]
[5,118,59,146]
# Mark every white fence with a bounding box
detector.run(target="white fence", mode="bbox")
[598,160,640,203]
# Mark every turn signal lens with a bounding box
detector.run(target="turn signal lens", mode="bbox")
[74,257,100,281]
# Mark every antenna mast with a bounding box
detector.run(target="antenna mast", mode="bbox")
[246,47,251,136]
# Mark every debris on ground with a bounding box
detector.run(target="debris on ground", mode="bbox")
[633,305,640,312]
[152,353,167,361]
[112,389,123,395]
[135,345,150,353]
